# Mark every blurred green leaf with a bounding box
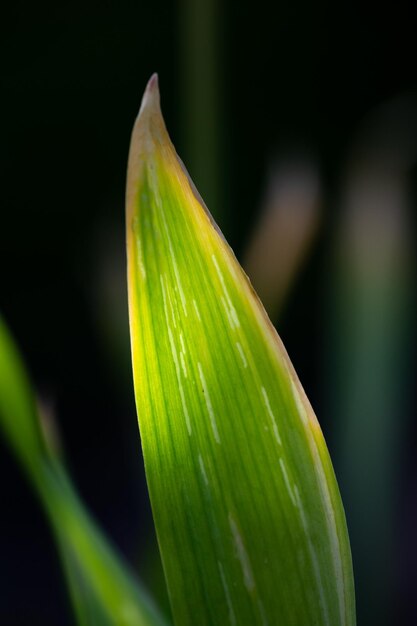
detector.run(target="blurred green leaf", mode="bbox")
[327,100,416,624]
[126,76,355,626]
[0,316,169,626]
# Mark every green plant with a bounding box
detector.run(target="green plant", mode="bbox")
[0,75,355,625]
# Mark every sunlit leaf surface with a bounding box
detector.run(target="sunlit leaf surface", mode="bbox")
[126,75,355,626]
[0,317,169,626]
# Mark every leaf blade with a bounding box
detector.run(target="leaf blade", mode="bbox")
[0,316,169,626]
[126,76,355,626]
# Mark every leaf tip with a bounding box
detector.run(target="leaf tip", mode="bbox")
[129,72,166,159]
[126,73,169,218]
[139,72,160,117]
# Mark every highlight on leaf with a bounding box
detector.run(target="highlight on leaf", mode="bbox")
[126,75,355,626]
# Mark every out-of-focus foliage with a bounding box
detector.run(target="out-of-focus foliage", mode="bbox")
[0,316,169,626]
[327,96,416,625]
[244,157,321,319]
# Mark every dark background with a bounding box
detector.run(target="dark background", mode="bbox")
[1,1,416,624]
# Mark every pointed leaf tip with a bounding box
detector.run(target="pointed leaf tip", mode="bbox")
[138,73,161,119]
[126,75,171,220]
[147,72,159,91]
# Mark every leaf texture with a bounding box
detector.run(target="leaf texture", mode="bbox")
[126,75,355,626]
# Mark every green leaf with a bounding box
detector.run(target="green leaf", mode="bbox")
[0,316,169,626]
[126,75,355,626]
